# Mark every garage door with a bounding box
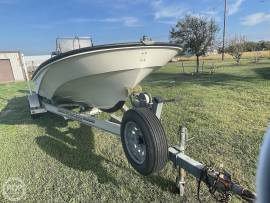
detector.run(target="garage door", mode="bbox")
[0,59,14,82]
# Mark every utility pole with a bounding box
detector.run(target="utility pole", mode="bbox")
[222,0,227,61]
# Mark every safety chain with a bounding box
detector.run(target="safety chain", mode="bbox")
[197,166,232,203]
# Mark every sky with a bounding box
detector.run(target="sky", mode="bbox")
[0,0,270,55]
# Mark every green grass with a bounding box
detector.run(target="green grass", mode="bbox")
[0,59,270,202]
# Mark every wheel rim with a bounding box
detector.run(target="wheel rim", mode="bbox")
[124,121,146,165]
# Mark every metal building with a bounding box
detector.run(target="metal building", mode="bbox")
[0,51,26,82]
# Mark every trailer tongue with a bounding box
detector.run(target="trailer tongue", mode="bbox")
[169,134,256,202]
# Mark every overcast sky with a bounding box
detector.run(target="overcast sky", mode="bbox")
[0,0,269,55]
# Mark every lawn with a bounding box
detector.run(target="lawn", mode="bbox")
[0,58,270,202]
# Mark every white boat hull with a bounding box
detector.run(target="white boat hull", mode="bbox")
[33,43,180,109]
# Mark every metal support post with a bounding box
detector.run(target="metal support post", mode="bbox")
[176,126,187,196]
[152,96,164,119]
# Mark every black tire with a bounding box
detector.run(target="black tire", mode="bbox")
[101,101,125,113]
[121,108,168,175]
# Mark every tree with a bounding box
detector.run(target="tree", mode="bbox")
[226,35,246,64]
[170,15,219,73]
[244,41,257,52]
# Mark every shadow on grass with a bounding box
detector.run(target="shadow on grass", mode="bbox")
[254,66,270,80]
[36,121,118,185]
[0,95,116,184]
[0,95,176,191]
[17,89,30,94]
[145,72,255,87]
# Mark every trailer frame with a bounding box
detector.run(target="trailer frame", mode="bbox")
[27,91,256,202]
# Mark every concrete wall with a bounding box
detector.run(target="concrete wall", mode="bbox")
[0,52,25,81]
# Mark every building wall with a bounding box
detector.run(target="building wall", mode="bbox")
[0,59,14,81]
[0,52,25,81]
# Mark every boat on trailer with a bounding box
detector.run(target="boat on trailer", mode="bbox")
[32,37,181,111]
[26,37,256,202]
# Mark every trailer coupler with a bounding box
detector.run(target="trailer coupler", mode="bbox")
[168,127,256,203]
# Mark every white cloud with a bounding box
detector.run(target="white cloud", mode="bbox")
[33,16,140,30]
[227,0,245,16]
[103,17,140,27]
[151,0,221,24]
[69,17,93,23]
[61,16,140,27]
[122,17,140,27]
[152,0,187,20]
[157,20,178,25]
[242,12,270,26]
[188,10,221,22]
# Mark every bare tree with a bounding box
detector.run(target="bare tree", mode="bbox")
[170,15,219,73]
[253,49,262,63]
[226,35,246,64]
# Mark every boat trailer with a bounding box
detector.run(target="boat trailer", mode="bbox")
[28,92,256,202]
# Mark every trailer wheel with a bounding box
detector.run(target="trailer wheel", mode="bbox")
[121,108,168,175]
